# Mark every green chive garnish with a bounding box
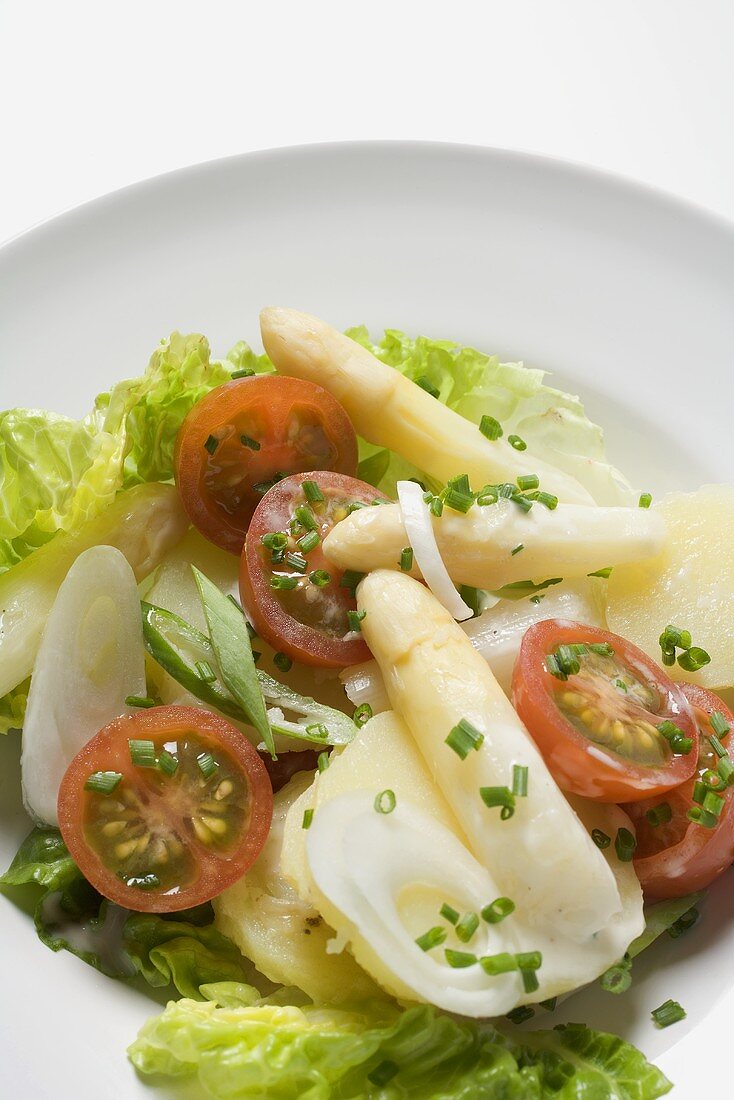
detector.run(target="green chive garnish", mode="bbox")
[294,504,318,532]
[445,718,484,760]
[651,999,685,1028]
[479,415,503,441]
[455,912,480,943]
[354,703,373,728]
[204,434,219,455]
[677,646,711,672]
[416,375,440,398]
[512,764,528,797]
[508,435,527,451]
[240,434,260,451]
[374,789,396,814]
[230,367,255,379]
[638,492,652,508]
[317,752,330,773]
[445,948,477,968]
[305,723,329,740]
[516,474,539,491]
[129,739,157,767]
[270,575,299,591]
[711,711,730,738]
[157,749,179,777]
[415,926,447,951]
[197,751,218,778]
[480,786,515,819]
[347,609,366,633]
[440,903,460,925]
[285,552,308,573]
[399,546,414,571]
[125,695,157,709]
[645,802,672,827]
[591,829,611,849]
[588,566,613,579]
[522,969,540,993]
[261,531,288,550]
[340,570,365,596]
[614,827,636,862]
[667,907,699,938]
[539,997,557,1011]
[511,543,524,556]
[506,1006,534,1024]
[297,530,320,554]
[302,480,324,504]
[273,652,293,673]
[309,569,331,587]
[480,952,518,975]
[429,495,444,517]
[600,954,632,993]
[84,770,122,793]
[302,808,314,829]
[481,897,515,924]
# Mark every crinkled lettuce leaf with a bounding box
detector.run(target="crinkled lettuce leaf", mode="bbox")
[129,985,671,1099]
[347,326,634,505]
[0,827,253,996]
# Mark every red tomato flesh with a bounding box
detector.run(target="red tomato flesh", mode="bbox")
[626,685,734,899]
[241,471,388,668]
[512,620,698,802]
[174,376,358,554]
[58,706,273,912]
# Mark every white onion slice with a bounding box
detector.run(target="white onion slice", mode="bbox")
[396,481,473,621]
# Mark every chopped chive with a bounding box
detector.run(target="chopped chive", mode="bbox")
[429,495,444,517]
[273,652,293,673]
[354,703,373,728]
[302,808,314,829]
[253,474,286,496]
[591,829,611,849]
[374,789,396,814]
[445,718,484,760]
[368,1061,399,1087]
[447,473,471,494]
[588,566,613,579]
[536,491,558,510]
[711,712,731,738]
[416,375,440,398]
[709,734,727,758]
[615,678,628,692]
[415,926,446,952]
[204,434,219,455]
[511,543,524,556]
[521,968,540,993]
[667,907,699,939]
[294,504,318,532]
[717,757,734,785]
[703,789,725,817]
[129,739,157,767]
[297,530,320,554]
[440,903,460,925]
[480,786,515,819]
[443,487,475,513]
[317,752,330,773]
[479,415,503,441]
[588,642,615,656]
[85,770,122,793]
[645,802,672,827]
[230,367,255,379]
[445,948,477,968]
[285,552,308,573]
[638,492,653,509]
[309,569,331,587]
[657,720,693,755]
[347,609,366,633]
[157,749,179,777]
[508,434,527,451]
[600,954,633,993]
[305,723,329,740]
[270,574,300,591]
[125,695,157,709]
[399,546,414,571]
[481,897,515,924]
[516,474,539,491]
[302,480,324,504]
[516,950,542,972]
[539,997,557,1011]
[512,764,529,797]
[480,952,518,976]
[677,646,711,673]
[687,805,719,828]
[651,999,685,1028]
[506,1005,534,1024]
[455,912,480,943]
[340,570,365,596]
[614,827,637,862]
[692,779,707,806]
[195,660,216,683]
[545,653,566,681]
[240,434,260,451]
[197,751,219,778]
[701,768,724,790]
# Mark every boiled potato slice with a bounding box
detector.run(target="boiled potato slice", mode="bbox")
[213,770,378,1004]
[607,485,734,689]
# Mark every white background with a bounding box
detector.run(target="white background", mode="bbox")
[2,0,734,244]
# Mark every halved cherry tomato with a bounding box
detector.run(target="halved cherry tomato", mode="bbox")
[174,376,358,554]
[512,620,698,802]
[626,686,734,899]
[240,471,388,668]
[58,705,273,912]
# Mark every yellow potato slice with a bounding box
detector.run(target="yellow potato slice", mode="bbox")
[607,485,734,689]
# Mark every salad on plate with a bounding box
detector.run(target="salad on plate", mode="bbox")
[2,308,733,1098]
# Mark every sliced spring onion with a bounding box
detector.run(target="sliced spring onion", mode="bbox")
[416,375,440,399]
[302,808,314,829]
[317,751,330,773]
[511,543,524,556]
[591,829,611,849]
[506,1006,534,1024]
[309,569,331,587]
[651,999,685,1028]
[240,434,260,451]
[455,912,479,943]
[270,575,300,591]
[445,949,477,968]
[374,789,396,814]
[353,703,373,728]
[84,770,122,793]
[347,609,366,633]
[479,786,515,819]
[399,546,414,572]
[125,695,156,709]
[479,415,503,441]
[297,530,320,554]
[614,827,637,862]
[638,492,653,509]
[204,434,219,455]
[157,749,179,777]
[129,739,156,767]
[711,712,731,738]
[230,367,255,379]
[273,652,293,673]
[197,751,218,778]
[480,952,518,976]
[294,504,318,532]
[445,717,485,760]
[397,480,473,622]
[481,897,515,924]
[440,903,460,925]
[415,926,446,952]
[645,802,672,827]
[516,474,539,491]
[507,434,526,451]
[302,479,324,504]
[340,570,365,596]
[512,764,528,797]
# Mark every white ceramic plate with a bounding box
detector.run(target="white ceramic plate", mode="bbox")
[1,142,733,1098]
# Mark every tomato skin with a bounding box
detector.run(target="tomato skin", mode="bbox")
[512,620,699,803]
[241,471,387,668]
[175,376,358,554]
[627,686,734,900]
[58,706,273,913]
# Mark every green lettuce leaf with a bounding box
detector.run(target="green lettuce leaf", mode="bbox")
[346,326,633,505]
[0,827,252,995]
[129,988,671,1099]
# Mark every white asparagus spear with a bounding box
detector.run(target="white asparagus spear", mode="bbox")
[260,307,593,505]
[324,496,664,589]
[0,483,188,699]
[357,570,621,940]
